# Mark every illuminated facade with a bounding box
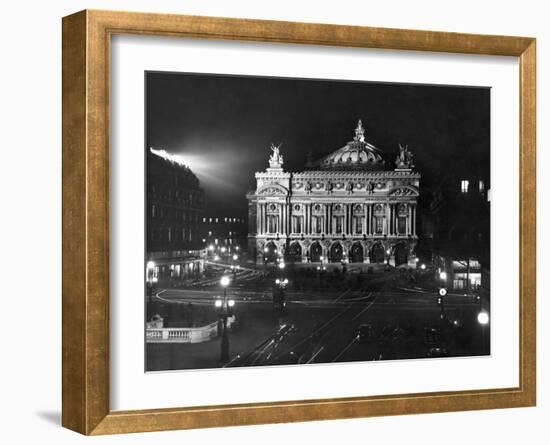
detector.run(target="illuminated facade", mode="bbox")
[246,121,421,267]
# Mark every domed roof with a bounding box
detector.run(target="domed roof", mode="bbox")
[310,120,385,170]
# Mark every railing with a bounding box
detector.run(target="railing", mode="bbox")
[146,316,236,344]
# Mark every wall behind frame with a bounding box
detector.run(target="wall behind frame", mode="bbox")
[0,0,546,444]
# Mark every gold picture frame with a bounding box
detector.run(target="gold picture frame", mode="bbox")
[62,9,536,435]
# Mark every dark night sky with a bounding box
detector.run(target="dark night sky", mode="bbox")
[146,72,490,217]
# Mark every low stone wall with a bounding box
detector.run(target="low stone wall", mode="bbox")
[146,316,236,344]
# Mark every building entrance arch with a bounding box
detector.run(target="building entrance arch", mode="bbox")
[263,242,278,263]
[351,242,364,263]
[371,242,385,263]
[310,242,322,262]
[394,243,408,266]
[288,242,302,262]
[330,242,343,263]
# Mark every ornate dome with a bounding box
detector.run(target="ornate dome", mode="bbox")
[310,120,385,170]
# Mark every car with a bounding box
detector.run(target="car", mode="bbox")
[427,346,449,358]
[424,328,449,357]
[356,324,375,343]
[424,328,440,346]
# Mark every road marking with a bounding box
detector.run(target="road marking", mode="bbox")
[332,338,357,362]
[352,293,376,320]
[269,304,353,363]
[332,288,351,303]
[306,346,325,364]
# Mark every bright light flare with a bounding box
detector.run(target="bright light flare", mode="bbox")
[477,311,490,325]
[220,276,231,287]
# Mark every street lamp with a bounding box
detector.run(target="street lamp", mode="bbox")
[216,275,233,363]
[477,311,489,325]
[477,310,490,355]
[274,277,288,311]
[439,271,447,281]
[146,261,156,307]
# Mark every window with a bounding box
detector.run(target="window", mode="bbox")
[167,227,172,242]
[151,205,156,218]
[267,215,278,233]
[293,216,303,233]
[375,216,384,234]
[479,180,485,193]
[461,180,469,194]
[354,217,363,234]
[314,216,324,234]
[335,216,344,234]
[398,216,406,234]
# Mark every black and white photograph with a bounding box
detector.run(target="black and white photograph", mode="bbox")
[144,72,490,372]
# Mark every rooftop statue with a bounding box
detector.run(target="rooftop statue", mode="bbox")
[395,144,415,170]
[269,143,284,168]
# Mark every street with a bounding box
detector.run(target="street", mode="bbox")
[146,265,489,371]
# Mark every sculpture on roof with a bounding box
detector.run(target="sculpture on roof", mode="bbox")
[269,143,284,168]
[395,144,415,170]
[354,120,366,143]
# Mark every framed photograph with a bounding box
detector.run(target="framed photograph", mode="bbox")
[62,10,536,435]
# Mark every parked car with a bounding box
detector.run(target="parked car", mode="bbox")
[424,328,448,357]
[356,324,375,343]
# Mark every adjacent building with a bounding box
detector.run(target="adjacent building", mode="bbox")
[429,169,490,292]
[200,215,247,258]
[147,148,206,280]
[246,121,421,267]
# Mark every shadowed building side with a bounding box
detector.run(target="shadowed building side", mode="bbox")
[147,148,206,281]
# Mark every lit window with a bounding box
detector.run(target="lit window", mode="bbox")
[151,205,156,217]
[479,180,485,193]
[461,180,469,194]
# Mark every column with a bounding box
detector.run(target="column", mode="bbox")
[363,205,367,235]
[384,204,390,235]
[305,203,310,234]
[256,202,261,235]
[343,204,348,236]
[325,205,329,234]
[407,204,412,235]
[413,204,417,236]
[367,204,372,236]
[393,204,397,236]
[389,204,394,236]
